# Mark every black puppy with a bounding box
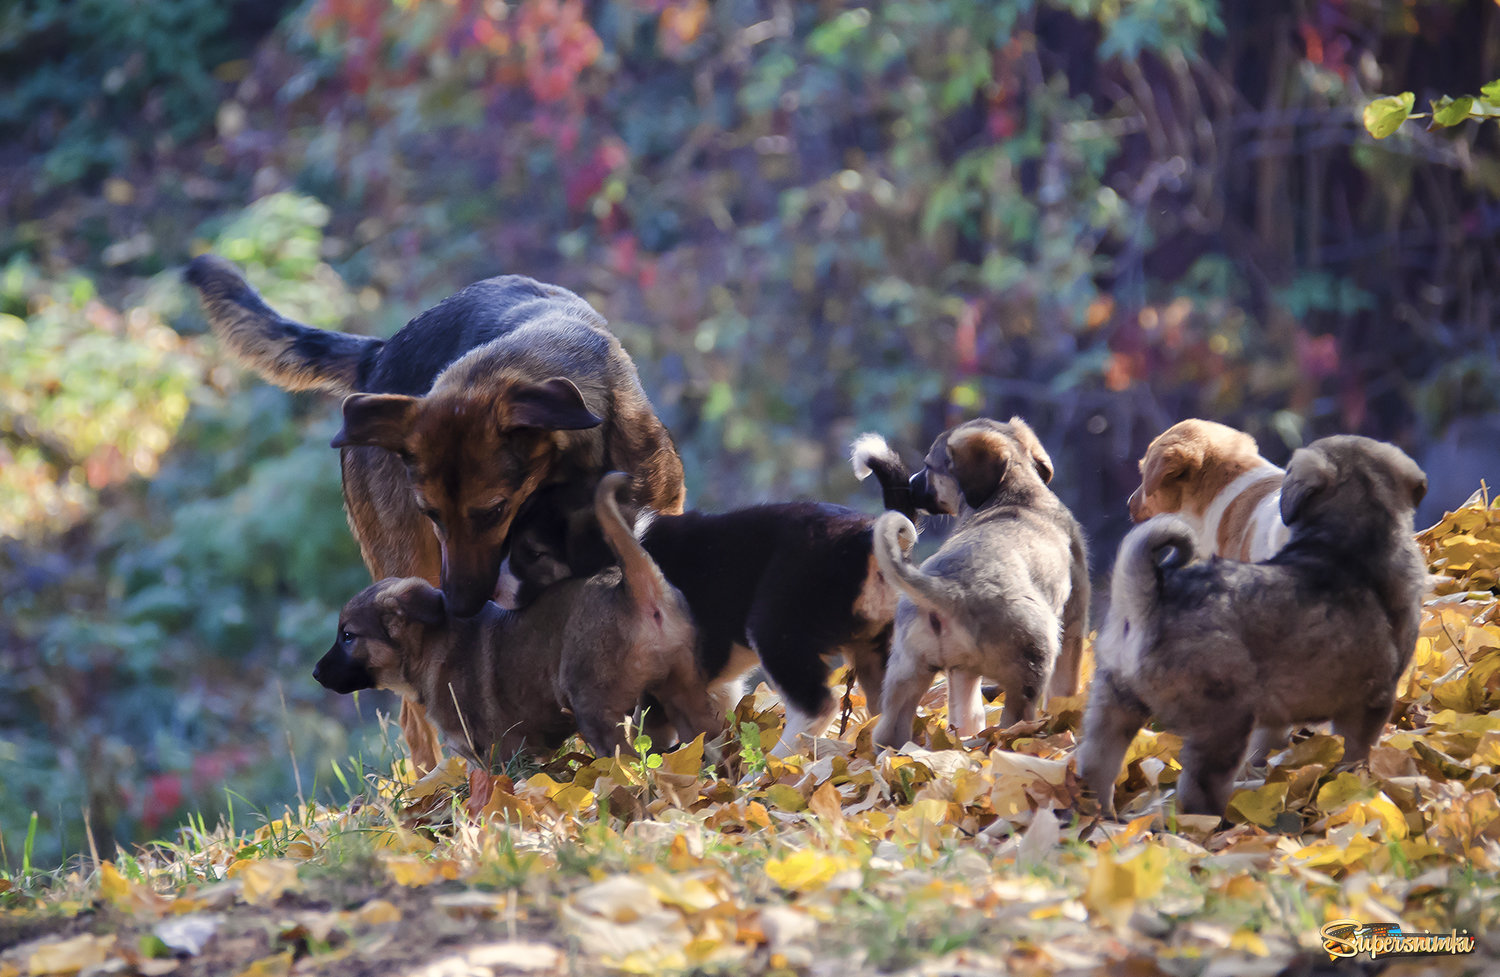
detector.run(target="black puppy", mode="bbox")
[496,435,917,757]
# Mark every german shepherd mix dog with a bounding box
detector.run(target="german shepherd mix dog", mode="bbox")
[492,436,918,757]
[1078,436,1429,818]
[186,256,685,770]
[871,418,1090,750]
[313,474,715,784]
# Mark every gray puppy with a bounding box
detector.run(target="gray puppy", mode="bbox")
[1077,435,1430,818]
[872,417,1090,748]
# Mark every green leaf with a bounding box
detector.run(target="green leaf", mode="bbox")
[1363,92,1415,139]
[1481,79,1500,104]
[1432,96,1474,128]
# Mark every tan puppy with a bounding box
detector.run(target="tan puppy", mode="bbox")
[1129,419,1288,562]
[1079,436,1429,817]
[871,418,1089,748]
[313,474,717,775]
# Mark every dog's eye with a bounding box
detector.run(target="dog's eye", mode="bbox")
[340,629,355,645]
[471,501,509,528]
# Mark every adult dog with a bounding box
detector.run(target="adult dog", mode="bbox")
[491,436,918,757]
[871,418,1090,749]
[186,257,684,770]
[1129,418,1288,562]
[1078,436,1429,818]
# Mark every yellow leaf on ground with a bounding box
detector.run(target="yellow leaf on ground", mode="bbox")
[233,951,293,977]
[353,898,403,925]
[27,934,115,975]
[658,734,705,776]
[1084,844,1168,918]
[806,780,843,828]
[98,861,169,915]
[764,849,851,892]
[1315,772,1375,813]
[762,784,807,812]
[232,858,302,906]
[1227,781,1289,828]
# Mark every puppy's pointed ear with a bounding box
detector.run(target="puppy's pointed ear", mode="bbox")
[378,579,447,634]
[1007,417,1054,483]
[1280,447,1336,525]
[946,428,1008,508]
[333,394,418,451]
[507,377,602,431]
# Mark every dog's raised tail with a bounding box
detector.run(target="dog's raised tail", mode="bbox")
[184,254,380,395]
[851,433,915,518]
[595,471,673,613]
[1107,514,1197,640]
[871,511,963,618]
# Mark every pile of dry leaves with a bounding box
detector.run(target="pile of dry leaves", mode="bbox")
[4,494,1499,976]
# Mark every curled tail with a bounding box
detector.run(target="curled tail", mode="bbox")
[184,255,380,394]
[1098,515,1197,675]
[851,433,915,518]
[595,472,673,613]
[871,511,962,618]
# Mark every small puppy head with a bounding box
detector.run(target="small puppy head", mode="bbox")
[1128,419,1260,522]
[1280,435,1427,531]
[313,578,448,698]
[331,378,602,618]
[912,417,1054,515]
[494,480,619,609]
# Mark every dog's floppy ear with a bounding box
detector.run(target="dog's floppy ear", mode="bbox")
[1146,438,1202,491]
[377,578,447,634]
[1280,447,1336,525]
[946,427,1009,508]
[332,394,418,452]
[1007,417,1054,483]
[507,377,602,431]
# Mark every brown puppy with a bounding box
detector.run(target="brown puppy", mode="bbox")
[186,257,684,770]
[1078,436,1429,818]
[313,474,716,780]
[1129,419,1288,562]
[871,418,1090,749]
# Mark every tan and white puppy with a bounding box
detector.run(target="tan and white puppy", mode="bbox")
[871,418,1089,748]
[1129,419,1289,563]
[1079,436,1429,818]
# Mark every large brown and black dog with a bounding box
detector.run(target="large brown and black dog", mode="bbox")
[186,256,685,770]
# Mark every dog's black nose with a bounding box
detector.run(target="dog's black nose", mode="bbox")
[312,662,323,683]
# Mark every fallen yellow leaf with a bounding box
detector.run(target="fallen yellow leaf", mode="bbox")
[27,934,115,976]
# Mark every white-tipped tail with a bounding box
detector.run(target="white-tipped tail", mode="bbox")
[871,511,958,617]
[1096,514,1197,678]
[850,433,896,480]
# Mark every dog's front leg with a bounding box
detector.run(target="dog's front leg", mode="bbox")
[400,700,445,776]
[947,669,986,737]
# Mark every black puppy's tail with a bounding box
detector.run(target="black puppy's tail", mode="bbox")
[850,433,916,518]
[184,254,381,395]
[1097,515,1197,678]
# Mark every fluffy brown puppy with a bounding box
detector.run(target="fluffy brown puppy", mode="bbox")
[313,474,716,782]
[1129,418,1288,562]
[1078,436,1430,818]
[871,418,1090,748]
[186,257,684,771]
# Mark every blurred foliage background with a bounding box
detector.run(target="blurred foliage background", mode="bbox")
[2,0,1498,870]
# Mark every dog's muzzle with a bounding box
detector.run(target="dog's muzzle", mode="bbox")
[908,469,942,514]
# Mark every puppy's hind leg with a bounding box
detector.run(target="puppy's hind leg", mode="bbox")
[997,631,1058,728]
[1076,672,1151,818]
[1175,712,1254,818]
[872,639,939,750]
[948,669,987,738]
[1332,698,1395,767]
